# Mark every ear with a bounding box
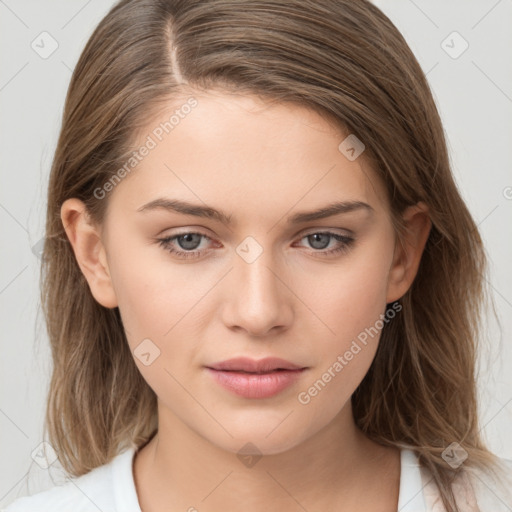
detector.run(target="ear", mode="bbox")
[60,198,118,308]
[386,202,431,303]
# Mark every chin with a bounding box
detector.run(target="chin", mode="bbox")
[204,423,309,458]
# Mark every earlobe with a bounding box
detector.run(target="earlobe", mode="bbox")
[60,198,118,309]
[386,202,431,303]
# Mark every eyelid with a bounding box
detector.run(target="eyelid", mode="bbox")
[156,225,216,238]
[299,226,354,237]
[156,226,353,244]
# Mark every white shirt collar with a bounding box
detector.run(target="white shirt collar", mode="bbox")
[398,448,428,511]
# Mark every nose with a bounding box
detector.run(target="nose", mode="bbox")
[221,243,293,337]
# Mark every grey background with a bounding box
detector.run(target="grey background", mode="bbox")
[1,0,511,506]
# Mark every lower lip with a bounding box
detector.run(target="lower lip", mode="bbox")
[205,368,306,399]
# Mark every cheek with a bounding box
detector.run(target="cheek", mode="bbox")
[107,242,206,399]
[314,237,393,347]
[298,237,393,405]
[107,229,209,339]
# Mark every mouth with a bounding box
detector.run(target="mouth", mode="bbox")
[206,356,307,373]
[213,369,293,374]
[204,357,308,399]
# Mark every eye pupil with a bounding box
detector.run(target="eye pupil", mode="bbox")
[178,233,202,250]
[308,233,330,250]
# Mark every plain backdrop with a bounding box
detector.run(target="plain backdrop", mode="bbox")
[1,0,511,506]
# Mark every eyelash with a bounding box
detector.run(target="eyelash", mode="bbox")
[156,231,354,260]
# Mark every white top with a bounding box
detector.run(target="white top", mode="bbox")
[3,446,512,511]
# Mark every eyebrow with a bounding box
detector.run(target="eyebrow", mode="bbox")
[136,198,374,224]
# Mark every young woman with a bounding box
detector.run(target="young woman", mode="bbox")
[5,0,512,511]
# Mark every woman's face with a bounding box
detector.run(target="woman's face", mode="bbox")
[76,90,416,455]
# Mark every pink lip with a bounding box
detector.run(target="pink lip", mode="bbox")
[205,368,306,398]
[205,357,308,399]
[207,356,305,373]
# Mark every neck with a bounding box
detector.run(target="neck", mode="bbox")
[133,400,400,512]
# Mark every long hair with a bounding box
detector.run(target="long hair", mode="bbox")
[41,1,507,510]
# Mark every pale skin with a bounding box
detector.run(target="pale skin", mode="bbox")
[61,89,431,512]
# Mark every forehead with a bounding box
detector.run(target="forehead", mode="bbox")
[105,90,388,223]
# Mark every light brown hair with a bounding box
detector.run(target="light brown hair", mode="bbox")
[41,1,507,510]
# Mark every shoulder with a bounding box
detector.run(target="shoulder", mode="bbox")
[467,456,512,511]
[2,448,135,512]
[420,454,512,512]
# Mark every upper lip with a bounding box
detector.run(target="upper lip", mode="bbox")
[206,357,306,373]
